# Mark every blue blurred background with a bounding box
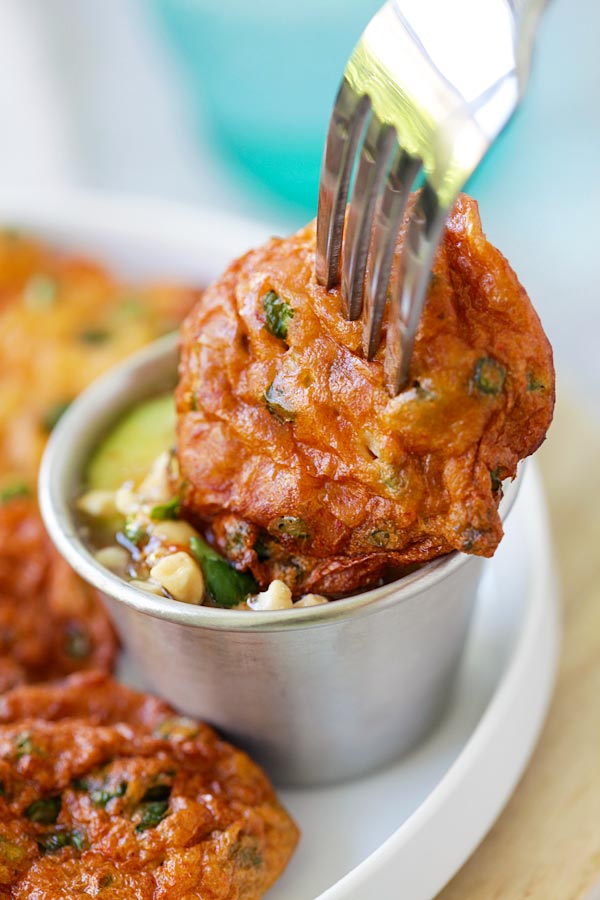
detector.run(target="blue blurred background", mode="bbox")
[0,0,597,417]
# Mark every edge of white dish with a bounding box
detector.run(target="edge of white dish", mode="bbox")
[318,462,559,899]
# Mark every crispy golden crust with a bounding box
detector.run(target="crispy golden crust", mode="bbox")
[0,672,299,899]
[0,497,117,692]
[177,195,554,595]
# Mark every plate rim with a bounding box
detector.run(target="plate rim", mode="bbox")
[318,462,560,899]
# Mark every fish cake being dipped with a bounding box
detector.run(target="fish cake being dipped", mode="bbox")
[176,194,554,596]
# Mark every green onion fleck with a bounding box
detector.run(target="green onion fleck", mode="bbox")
[90,781,127,808]
[24,274,58,310]
[42,400,71,432]
[272,516,309,540]
[64,623,91,659]
[37,829,86,855]
[24,795,61,825]
[370,529,390,548]
[78,328,111,345]
[122,519,147,547]
[473,357,506,395]
[0,482,30,504]
[526,372,546,392]
[264,381,295,423]
[135,800,169,833]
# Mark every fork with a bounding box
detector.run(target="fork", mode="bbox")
[316,0,545,395]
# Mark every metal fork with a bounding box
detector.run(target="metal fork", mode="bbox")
[316,0,545,395]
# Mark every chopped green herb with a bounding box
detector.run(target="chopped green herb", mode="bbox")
[24,795,61,825]
[78,328,111,345]
[64,622,91,659]
[370,529,390,548]
[117,297,144,318]
[263,290,294,341]
[24,274,58,310]
[379,463,407,495]
[526,372,546,392]
[42,400,71,432]
[122,519,147,547]
[154,716,199,741]
[272,516,309,540]
[189,536,258,608]
[14,731,44,759]
[150,497,180,521]
[71,778,89,792]
[99,874,114,889]
[135,800,169,833]
[0,837,26,863]
[0,482,30,504]
[473,357,506,395]
[90,781,127,808]
[37,829,86,855]
[490,468,503,492]
[461,528,484,553]
[224,523,251,556]
[141,784,171,803]
[264,381,295,423]
[253,534,271,562]
[236,844,263,868]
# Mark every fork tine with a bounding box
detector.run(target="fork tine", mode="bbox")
[340,114,396,320]
[316,79,370,290]
[362,147,422,359]
[384,182,450,395]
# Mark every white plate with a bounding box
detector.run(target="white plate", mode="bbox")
[272,461,559,899]
[0,191,560,900]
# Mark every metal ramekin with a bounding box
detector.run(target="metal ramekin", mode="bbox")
[39,333,518,786]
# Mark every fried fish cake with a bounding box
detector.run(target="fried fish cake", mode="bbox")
[0,230,199,685]
[177,194,554,595]
[0,229,198,482]
[0,671,299,899]
[0,496,117,692]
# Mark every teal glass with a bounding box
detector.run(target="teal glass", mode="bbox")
[152,0,381,215]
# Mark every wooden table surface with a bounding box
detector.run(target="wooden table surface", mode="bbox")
[437,392,600,900]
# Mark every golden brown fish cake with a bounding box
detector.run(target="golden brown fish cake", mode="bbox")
[0,497,117,692]
[176,194,554,595]
[0,671,299,899]
[0,230,199,686]
[0,229,198,483]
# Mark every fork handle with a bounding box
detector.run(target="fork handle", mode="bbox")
[513,0,548,90]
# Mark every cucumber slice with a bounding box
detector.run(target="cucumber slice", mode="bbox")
[87,393,175,491]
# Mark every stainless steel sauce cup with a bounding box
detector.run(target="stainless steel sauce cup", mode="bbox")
[40,334,518,786]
